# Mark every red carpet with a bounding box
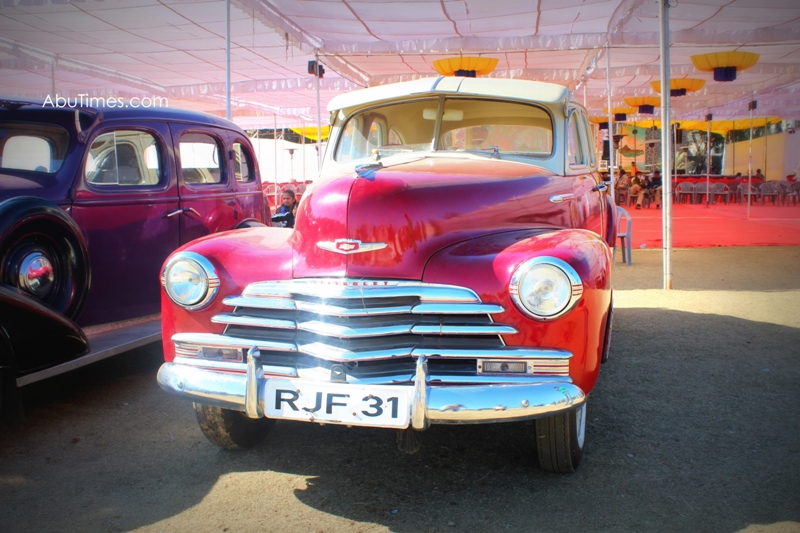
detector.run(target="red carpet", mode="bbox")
[622,202,800,249]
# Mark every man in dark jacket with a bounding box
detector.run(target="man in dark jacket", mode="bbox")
[649,169,662,209]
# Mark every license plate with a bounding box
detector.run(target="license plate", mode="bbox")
[264,379,412,429]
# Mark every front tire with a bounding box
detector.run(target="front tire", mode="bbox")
[535,402,586,473]
[193,403,274,450]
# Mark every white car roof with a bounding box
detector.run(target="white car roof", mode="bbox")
[328,77,570,114]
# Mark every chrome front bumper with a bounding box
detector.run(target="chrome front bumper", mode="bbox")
[157,350,586,430]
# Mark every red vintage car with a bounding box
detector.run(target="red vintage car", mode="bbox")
[157,77,616,472]
[0,99,266,412]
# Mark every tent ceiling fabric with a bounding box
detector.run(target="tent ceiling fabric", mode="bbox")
[1,0,799,128]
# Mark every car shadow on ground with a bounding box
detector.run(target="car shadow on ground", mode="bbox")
[1,307,798,533]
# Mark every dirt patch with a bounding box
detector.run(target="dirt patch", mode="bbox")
[2,247,799,532]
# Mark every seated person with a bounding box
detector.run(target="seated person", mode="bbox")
[613,169,630,203]
[630,172,648,209]
[271,189,298,228]
[648,170,663,209]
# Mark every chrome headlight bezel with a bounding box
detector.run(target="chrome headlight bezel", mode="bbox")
[161,252,220,311]
[509,256,583,321]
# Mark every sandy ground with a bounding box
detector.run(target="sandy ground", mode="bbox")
[1,246,799,533]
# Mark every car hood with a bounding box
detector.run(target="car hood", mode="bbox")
[291,155,573,279]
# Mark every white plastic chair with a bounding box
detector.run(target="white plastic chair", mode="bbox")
[616,206,632,265]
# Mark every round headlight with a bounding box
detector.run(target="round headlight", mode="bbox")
[510,257,582,320]
[162,252,219,310]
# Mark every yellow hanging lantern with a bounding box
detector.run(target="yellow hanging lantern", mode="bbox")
[691,51,759,82]
[651,78,705,96]
[624,97,661,114]
[432,56,498,77]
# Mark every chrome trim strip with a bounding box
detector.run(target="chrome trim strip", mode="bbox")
[222,296,296,310]
[411,324,518,335]
[243,280,481,302]
[172,333,297,353]
[411,303,505,315]
[411,347,572,359]
[174,356,245,371]
[298,342,414,362]
[297,320,413,338]
[295,300,413,316]
[212,313,296,329]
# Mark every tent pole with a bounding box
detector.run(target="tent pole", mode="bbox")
[606,44,614,197]
[316,50,323,173]
[748,104,754,219]
[301,119,306,183]
[707,119,711,206]
[274,114,279,207]
[659,0,673,290]
[225,0,231,121]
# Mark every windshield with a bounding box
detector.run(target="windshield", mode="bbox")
[334,97,553,162]
[0,122,70,174]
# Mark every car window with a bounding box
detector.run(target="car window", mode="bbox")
[439,99,553,156]
[180,132,223,185]
[0,123,69,173]
[233,142,255,183]
[567,111,586,167]
[581,112,597,166]
[85,130,162,186]
[334,99,437,162]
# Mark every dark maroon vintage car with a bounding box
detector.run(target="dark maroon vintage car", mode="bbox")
[157,77,616,472]
[0,99,266,410]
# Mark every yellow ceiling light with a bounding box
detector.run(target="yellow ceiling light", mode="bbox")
[625,97,661,114]
[651,78,705,97]
[432,56,498,77]
[603,107,636,122]
[691,51,759,82]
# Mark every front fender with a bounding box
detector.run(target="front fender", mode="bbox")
[422,228,612,394]
[160,227,293,362]
[0,284,88,374]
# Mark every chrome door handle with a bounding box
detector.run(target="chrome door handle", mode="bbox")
[549,194,576,204]
[166,207,202,218]
[593,183,609,192]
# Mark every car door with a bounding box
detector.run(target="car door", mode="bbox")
[71,122,179,326]
[228,132,265,225]
[567,108,605,237]
[170,124,237,243]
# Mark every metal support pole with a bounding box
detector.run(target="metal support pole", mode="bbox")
[273,114,279,207]
[316,50,323,172]
[748,107,753,219]
[706,119,711,206]
[225,0,231,121]
[606,45,615,197]
[659,0,673,289]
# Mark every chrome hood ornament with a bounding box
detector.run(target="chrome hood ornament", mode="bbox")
[317,239,387,255]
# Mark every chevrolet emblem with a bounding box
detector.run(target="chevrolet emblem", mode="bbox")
[317,239,387,255]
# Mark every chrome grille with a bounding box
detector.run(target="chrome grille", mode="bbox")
[173,279,572,381]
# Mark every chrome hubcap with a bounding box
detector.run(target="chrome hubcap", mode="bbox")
[18,252,55,298]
